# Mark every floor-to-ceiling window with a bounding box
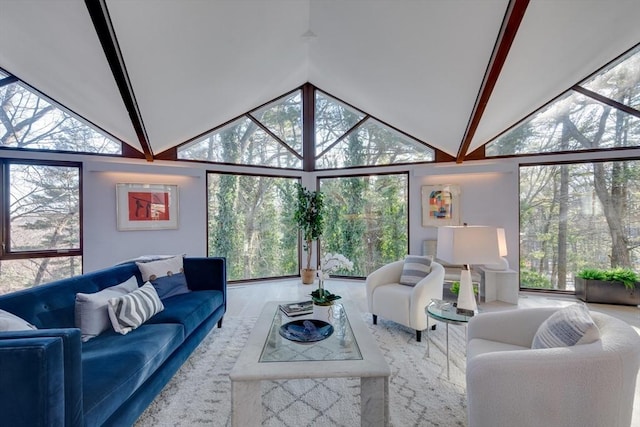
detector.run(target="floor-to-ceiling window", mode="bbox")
[207,172,299,281]
[319,173,409,278]
[487,45,640,293]
[520,160,640,291]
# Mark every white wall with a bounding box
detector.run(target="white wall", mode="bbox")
[409,160,520,271]
[82,160,207,271]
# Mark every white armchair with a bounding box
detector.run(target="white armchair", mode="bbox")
[466,307,640,427]
[366,260,444,341]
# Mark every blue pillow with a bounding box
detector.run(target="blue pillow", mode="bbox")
[150,273,191,300]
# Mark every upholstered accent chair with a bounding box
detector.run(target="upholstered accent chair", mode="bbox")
[366,259,445,341]
[466,307,640,427]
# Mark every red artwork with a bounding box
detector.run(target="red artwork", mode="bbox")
[128,191,170,221]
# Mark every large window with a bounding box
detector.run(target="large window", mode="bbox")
[207,173,298,281]
[0,160,82,294]
[319,173,409,277]
[520,160,640,291]
[487,45,640,157]
[0,75,121,154]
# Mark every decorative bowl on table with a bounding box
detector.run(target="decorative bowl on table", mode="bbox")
[279,319,334,343]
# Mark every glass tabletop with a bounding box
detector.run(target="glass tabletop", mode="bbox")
[259,303,363,363]
[426,299,473,323]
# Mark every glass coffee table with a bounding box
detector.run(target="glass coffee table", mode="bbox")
[229,301,390,426]
[426,299,473,379]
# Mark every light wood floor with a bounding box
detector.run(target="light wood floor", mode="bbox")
[226,278,640,425]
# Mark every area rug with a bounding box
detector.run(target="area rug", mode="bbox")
[135,314,467,427]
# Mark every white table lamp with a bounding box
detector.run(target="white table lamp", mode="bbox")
[436,225,501,312]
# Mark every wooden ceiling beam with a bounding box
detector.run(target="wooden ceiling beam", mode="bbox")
[456,0,530,163]
[85,0,154,162]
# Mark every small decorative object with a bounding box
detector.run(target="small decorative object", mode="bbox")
[293,184,325,284]
[421,184,461,227]
[116,183,178,231]
[279,319,334,343]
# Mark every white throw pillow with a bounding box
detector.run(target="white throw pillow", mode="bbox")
[136,255,184,281]
[399,255,432,286]
[107,282,164,335]
[532,303,600,349]
[75,275,139,342]
[0,309,37,331]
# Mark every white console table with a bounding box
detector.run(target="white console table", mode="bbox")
[478,268,519,304]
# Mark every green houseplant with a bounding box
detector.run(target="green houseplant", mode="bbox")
[575,267,639,306]
[293,183,325,284]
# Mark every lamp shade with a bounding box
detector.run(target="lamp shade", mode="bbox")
[436,225,501,266]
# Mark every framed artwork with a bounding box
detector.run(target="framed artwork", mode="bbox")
[116,183,179,231]
[421,184,461,227]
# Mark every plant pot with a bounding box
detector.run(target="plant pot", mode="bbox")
[313,303,334,322]
[301,269,316,285]
[575,277,640,306]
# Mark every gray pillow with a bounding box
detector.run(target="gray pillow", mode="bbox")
[0,309,37,331]
[399,255,432,286]
[75,275,139,342]
[532,303,600,349]
[107,282,164,335]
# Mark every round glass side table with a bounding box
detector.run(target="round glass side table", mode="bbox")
[426,299,473,379]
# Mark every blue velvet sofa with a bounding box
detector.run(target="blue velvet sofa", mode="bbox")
[0,257,226,427]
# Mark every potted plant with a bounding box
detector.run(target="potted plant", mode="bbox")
[293,183,325,284]
[311,253,353,306]
[575,267,639,306]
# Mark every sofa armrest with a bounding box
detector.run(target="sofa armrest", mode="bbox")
[0,336,66,427]
[467,307,558,347]
[0,328,83,427]
[184,256,227,301]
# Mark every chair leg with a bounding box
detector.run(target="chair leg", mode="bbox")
[372,314,377,325]
[431,324,437,330]
[416,330,421,342]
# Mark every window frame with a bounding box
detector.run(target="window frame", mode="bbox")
[1,158,83,262]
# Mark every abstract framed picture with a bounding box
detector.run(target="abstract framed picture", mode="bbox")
[116,183,179,231]
[421,184,461,227]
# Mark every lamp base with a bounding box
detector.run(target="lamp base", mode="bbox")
[456,268,478,313]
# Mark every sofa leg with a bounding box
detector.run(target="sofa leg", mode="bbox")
[416,330,422,342]
[431,324,437,331]
[372,314,377,325]
[217,317,223,328]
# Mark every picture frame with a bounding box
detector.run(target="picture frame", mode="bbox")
[421,184,461,227]
[116,183,179,231]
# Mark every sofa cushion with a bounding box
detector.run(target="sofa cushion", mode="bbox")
[107,283,164,335]
[399,255,432,286]
[75,275,139,342]
[136,255,191,299]
[144,290,224,337]
[81,323,184,427]
[0,309,37,331]
[532,303,600,349]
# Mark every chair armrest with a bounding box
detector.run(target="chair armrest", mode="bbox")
[467,307,558,347]
[365,260,403,312]
[466,338,639,427]
[411,262,444,308]
[0,328,83,427]
[0,336,66,427]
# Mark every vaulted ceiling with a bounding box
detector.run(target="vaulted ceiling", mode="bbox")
[1,0,639,162]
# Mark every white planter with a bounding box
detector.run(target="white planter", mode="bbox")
[312,303,334,323]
